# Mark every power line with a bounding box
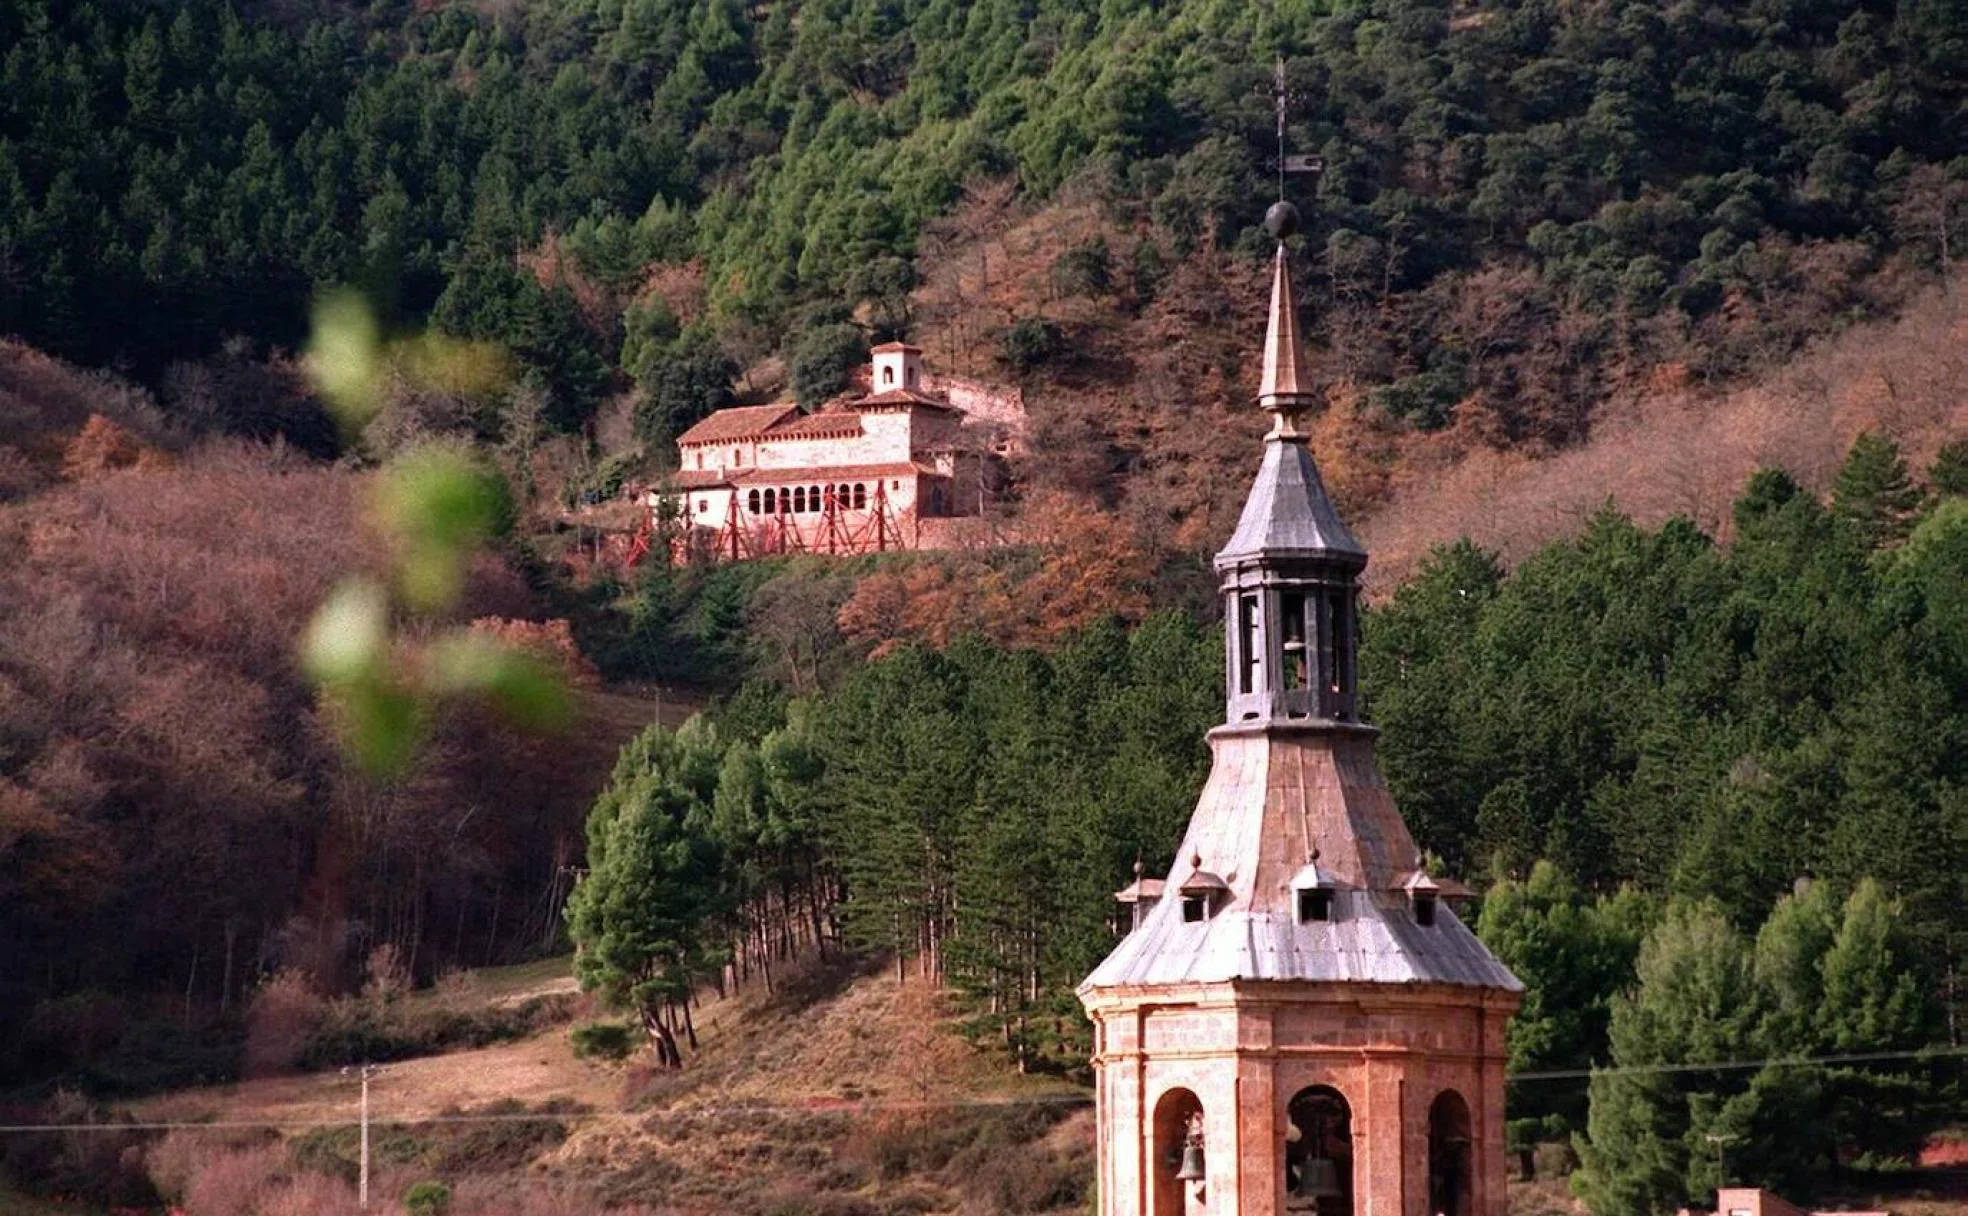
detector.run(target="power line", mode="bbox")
[1510,1044,1968,1084]
[0,1046,1960,1134]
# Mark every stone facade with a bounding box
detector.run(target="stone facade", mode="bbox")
[1085,979,1516,1216]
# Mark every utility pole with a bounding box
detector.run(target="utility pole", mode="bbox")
[343,1063,384,1208]
[1705,1130,1738,1199]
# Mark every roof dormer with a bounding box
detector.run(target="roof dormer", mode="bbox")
[1114,861,1166,933]
[1404,871,1440,927]
[1178,865,1229,923]
[1288,856,1337,924]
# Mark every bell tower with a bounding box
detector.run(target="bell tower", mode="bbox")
[1078,202,1521,1216]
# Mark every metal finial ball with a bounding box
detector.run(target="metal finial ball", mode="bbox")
[1265,201,1300,239]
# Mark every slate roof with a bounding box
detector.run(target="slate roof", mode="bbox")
[1080,236,1520,1001]
[1084,890,1523,990]
[1215,436,1367,568]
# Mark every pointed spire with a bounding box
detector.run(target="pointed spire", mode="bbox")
[1257,202,1318,429]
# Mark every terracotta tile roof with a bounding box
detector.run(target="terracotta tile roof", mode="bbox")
[853,389,955,410]
[666,469,736,489]
[769,412,863,439]
[676,404,799,445]
[869,341,921,353]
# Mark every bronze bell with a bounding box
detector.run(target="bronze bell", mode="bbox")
[1292,1155,1341,1200]
[1175,1141,1207,1182]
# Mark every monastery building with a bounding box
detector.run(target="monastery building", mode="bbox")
[656,342,997,559]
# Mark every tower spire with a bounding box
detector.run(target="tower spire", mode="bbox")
[1257,202,1317,433]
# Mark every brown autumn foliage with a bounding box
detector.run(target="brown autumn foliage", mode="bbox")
[0,433,622,1088]
[60,413,163,480]
[835,492,1152,657]
[904,188,1942,575]
[1359,267,1968,590]
[468,616,603,687]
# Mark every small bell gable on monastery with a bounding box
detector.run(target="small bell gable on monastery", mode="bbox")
[1081,201,1522,1216]
[657,343,1000,558]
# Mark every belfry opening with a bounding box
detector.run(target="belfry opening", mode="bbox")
[1077,197,1523,1215]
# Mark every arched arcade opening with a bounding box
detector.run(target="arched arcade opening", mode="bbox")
[1285,1085,1353,1214]
[1428,1089,1473,1216]
[1151,1087,1205,1216]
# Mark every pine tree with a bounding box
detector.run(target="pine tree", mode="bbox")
[1478,863,1657,1169]
[1929,440,1968,498]
[1574,900,1764,1216]
[1832,431,1923,551]
[565,740,726,1065]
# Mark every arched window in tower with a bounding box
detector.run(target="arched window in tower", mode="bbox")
[1280,591,1308,698]
[1285,1086,1352,1216]
[883,366,895,385]
[1428,1090,1474,1216]
[1151,1088,1205,1216]
[1238,593,1261,707]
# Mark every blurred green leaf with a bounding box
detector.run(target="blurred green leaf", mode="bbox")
[376,448,509,611]
[428,633,573,731]
[301,579,389,685]
[306,288,384,427]
[340,677,424,778]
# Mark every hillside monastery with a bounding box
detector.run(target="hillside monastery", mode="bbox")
[655,343,1003,559]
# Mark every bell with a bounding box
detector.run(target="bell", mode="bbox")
[1175,1142,1207,1182]
[1292,1155,1341,1200]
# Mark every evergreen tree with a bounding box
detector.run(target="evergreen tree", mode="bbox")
[1477,863,1656,1169]
[1832,431,1923,551]
[1574,900,1764,1216]
[1929,440,1968,498]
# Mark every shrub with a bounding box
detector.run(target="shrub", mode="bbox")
[570,1019,637,1061]
[1050,238,1112,299]
[999,318,1062,372]
[244,969,325,1076]
[406,1179,453,1215]
[0,1091,158,1208]
[299,991,577,1069]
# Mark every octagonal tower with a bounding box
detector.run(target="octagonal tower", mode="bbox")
[1078,205,1522,1216]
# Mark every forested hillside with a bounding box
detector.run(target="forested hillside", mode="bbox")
[568,444,1967,1206]
[3,0,1963,470]
[2,1,1966,1209]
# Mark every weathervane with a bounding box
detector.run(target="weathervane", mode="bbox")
[1272,54,1323,203]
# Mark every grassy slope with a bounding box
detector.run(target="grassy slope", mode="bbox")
[134,954,1091,1215]
[128,952,1967,1214]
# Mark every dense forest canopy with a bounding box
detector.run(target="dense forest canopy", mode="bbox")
[2,0,1963,448]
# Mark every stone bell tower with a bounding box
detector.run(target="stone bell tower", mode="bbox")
[1078,202,1522,1216]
